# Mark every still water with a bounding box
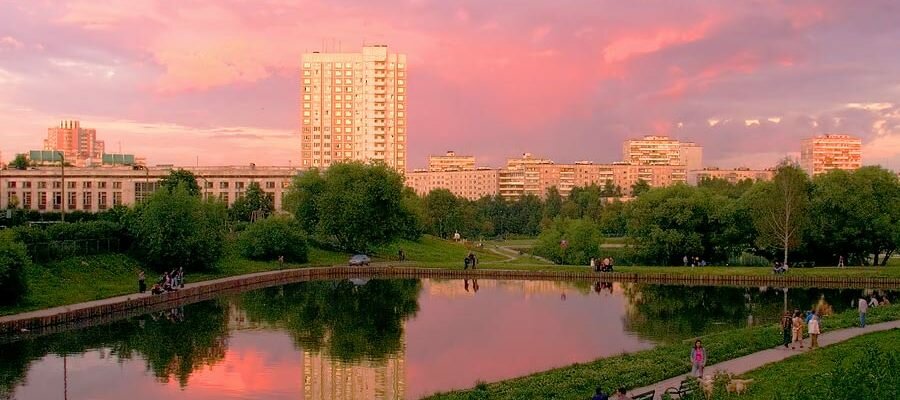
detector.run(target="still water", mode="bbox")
[0,279,884,399]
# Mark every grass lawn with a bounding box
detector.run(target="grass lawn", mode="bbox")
[737,329,900,399]
[424,305,900,400]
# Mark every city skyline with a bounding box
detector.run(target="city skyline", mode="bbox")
[1,1,900,170]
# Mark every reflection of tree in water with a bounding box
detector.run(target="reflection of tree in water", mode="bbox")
[239,279,421,362]
[0,300,230,398]
[622,284,884,342]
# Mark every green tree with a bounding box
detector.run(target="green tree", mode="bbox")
[807,167,900,265]
[534,218,603,265]
[631,179,651,196]
[131,185,226,271]
[229,182,275,222]
[237,216,308,263]
[158,169,202,197]
[746,161,810,265]
[8,154,29,170]
[0,233,29,305]
[424,189,464,239]
[283,162,418,252]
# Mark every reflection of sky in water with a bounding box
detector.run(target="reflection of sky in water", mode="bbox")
[3,280,889,400]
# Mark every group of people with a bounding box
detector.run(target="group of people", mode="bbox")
[464,252,478,269]
[858,294,891,327]
[138,267,185,295]
[772,261,790,274]
[591,387,634,400]
[781,309,822,349]
[683,255,708,267]
[590,257,615,272]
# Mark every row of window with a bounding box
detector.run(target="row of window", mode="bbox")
[6,181,120,189]
[7,191,120,210]
[302,62,405,69]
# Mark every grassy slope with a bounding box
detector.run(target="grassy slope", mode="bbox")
[425,305,900,400]
[738,328,900,399]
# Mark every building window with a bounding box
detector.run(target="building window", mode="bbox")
[6,182,15,188]
[68,192,77,209]
[82,181,92,189]
[53,181,62,189]
[38,192,47,210]
[53,191,62,209]
[219,192,229,205]
[98,192,108,209]
[235,182,245,190]
[23,192,32,209]
[266,181,276,189]
[22,181,31,189]
[113,182,122,189]
[38,182,47,189]
[67,181,76,189]
[219,182,229,189]
[83,192,92,208]
[98,182,107,189]
[113,192,122,206]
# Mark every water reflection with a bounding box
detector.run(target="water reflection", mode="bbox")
[0,279,895,400]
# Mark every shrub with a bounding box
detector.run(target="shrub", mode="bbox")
[534,218,603,265]
[237,216,308,263]
[0,233,29,305]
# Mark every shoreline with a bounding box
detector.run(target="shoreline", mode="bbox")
[3,265,900,339]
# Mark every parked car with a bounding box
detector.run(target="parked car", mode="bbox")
[349,254,371,266]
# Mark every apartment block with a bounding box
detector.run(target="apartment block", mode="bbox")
[428,151,475,172]
[800,134,862,176]
[43,120,105,167]
[300,45,407,172]
[498,153,554,199]
[405,168,499,200]
[623,135,703,170]
[0,166,299,212]
[689,167,775,184]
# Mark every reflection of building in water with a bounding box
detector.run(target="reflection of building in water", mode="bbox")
[427,279,600,299]
[303,340,405,400]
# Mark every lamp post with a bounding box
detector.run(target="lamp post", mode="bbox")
[57,151,66,222]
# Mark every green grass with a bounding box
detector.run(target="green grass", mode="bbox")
[737,329,900,399]
[373,236,505,266]
[425,305,900,400]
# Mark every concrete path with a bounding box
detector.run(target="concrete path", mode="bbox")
[630,319,900,399]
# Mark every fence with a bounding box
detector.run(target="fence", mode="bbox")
[27,238,124,262]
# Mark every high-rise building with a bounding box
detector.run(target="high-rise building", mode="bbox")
[498,153,554,199]
[428,151,475,172]
[43,120,105,167]
[800,134,862,176]
[622,135,703,169]
[300,45,408,172]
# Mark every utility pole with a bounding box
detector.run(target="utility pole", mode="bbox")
[58,151,66,222]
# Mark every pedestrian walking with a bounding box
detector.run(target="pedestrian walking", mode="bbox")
[780,311,793,348]
[683,255,689,267]
[808,311,821,349]
[590,257,597,271]
[838,255,845,268]
[690,340,706,378]
[138,270,146,293]
[858,297,868,327]
[791,310,805,349]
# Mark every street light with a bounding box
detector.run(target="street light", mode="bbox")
[57,151,65,222]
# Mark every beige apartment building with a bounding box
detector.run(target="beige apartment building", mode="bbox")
[43,120,105,167]
[0,165,298,212]
[538,163,687,197]
[406,168,499,200]
[303,349,405,400]
[623,135,703,171]
[300,45,408,172]
[428,151,475,172]
[689,167,775,184]
[498,153,554,199]
[800,134,862,176]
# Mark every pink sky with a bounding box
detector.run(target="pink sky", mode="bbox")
[1,0,899,170]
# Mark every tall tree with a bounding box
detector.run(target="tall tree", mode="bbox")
[229,182,274,222]
[158,169,202,197]
[631,179,651,196]
[8,154,29,170]
[423,189,463,239]
[746,160,810,265]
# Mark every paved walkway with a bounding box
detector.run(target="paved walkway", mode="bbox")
[630,319,900,399]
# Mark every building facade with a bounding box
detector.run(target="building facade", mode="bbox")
[0,166,299,212]
[689,167,775,184]
[427,151,475,172]
[498,153,554,199]
[300,45,408,172]
[43,120,105,167]
[800,134,862,176]
[405,168,499,200]
[622,135,703,170]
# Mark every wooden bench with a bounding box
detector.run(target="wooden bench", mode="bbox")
[663,378,699,399]
[632,389,655,400]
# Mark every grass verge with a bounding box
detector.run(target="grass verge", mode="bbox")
[424,305,900,400]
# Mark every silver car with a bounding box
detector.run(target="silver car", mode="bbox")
[349,254,371,266]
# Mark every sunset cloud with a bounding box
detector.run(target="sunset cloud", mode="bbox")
[0,0,898,170]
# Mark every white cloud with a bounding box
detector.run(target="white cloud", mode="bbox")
[846,102,894,111]
[744,119,760,126]
[767,117,781,123]
[0,36,24,50]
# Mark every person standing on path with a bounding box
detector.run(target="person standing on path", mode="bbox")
[808,311,821,349]
[781,311,793,348]
[838,255,845,268]
[138,270,146,293]
[690,340,706,377]
[858,297,869,327]
[791,310,805,349]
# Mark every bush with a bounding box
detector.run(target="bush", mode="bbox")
[12,220,129,261]
[534,218,603,265]
[237,217,308,263]
[131,184,226,272]
[0,233,29,305]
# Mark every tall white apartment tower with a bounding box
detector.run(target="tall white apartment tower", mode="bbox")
[300,45,408,173]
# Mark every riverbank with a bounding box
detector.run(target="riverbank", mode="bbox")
[424,305,900,400]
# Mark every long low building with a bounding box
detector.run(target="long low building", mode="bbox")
[0,165,300,212]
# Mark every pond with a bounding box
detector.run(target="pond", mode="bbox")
[0,278,890,399]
